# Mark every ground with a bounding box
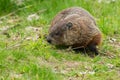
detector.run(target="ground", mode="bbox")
[0,0,120,80]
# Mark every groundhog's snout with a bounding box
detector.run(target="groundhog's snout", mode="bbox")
[46,36,52,44]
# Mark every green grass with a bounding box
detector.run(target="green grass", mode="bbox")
[0,0,18,16]
[0,0,120,80]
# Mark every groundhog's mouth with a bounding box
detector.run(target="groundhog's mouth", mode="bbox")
[46,35,65,45]
[47,39,64,46]
[46,37,60,45]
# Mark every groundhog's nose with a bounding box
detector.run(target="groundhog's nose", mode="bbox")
[47,39,52,43]
[46,36,52,44]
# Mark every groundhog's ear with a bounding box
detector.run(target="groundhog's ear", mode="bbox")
[66,22,73,29]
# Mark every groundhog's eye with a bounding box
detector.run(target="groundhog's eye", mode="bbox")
[66,22,73,29]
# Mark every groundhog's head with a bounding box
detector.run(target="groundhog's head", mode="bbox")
[46,19,80,46]
[47,21,72,45]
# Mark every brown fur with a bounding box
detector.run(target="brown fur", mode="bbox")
[47,7,102,55]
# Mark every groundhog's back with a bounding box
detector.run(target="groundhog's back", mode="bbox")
[50,7,96,27]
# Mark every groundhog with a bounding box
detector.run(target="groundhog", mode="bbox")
[46,7,102,55]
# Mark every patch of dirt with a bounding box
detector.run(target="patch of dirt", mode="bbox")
[108,37,120,49]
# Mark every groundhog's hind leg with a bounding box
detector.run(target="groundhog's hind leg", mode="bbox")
[87,44,99,55]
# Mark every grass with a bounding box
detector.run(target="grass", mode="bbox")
[0,0,18,16]
[0,0,120,80]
